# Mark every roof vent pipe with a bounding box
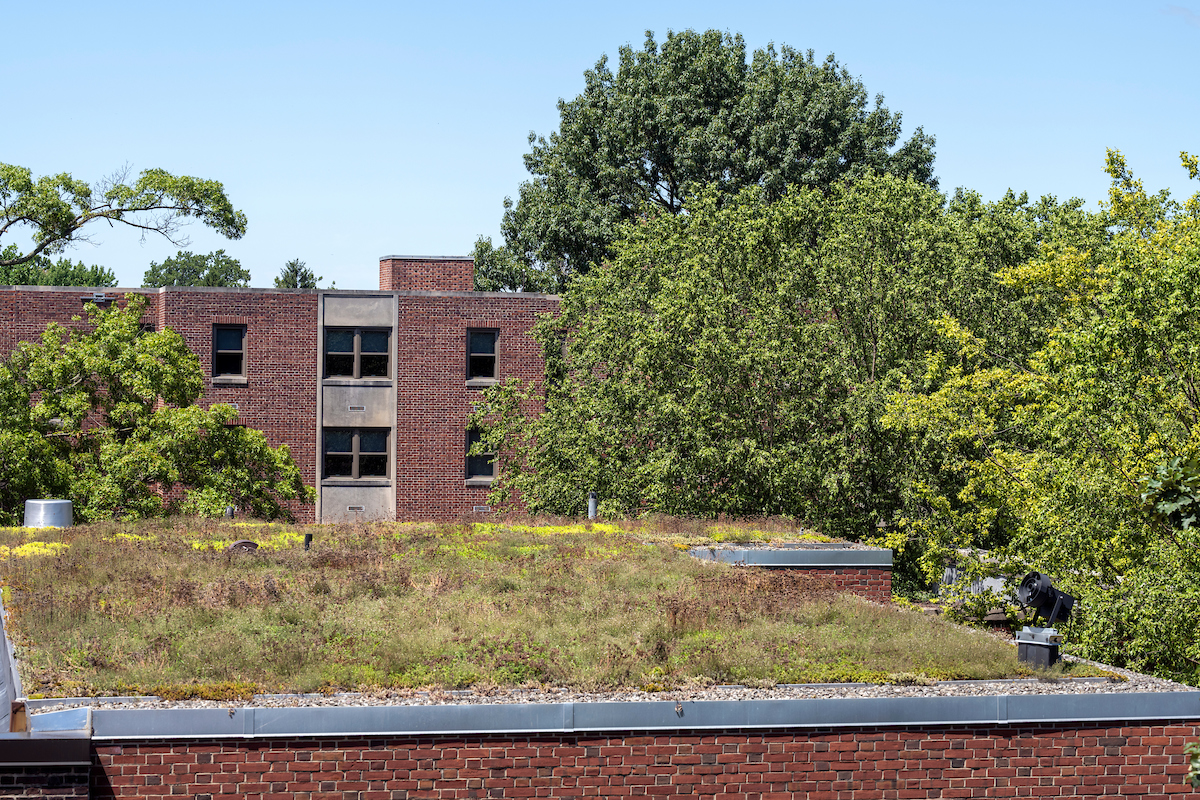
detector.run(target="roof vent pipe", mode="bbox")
[23,500,72,528]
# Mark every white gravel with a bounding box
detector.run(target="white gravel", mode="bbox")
[28,654,1193,716]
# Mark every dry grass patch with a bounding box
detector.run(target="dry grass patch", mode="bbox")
[0,517,1093,697]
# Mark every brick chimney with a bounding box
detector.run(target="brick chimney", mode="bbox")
[379,256,475,292]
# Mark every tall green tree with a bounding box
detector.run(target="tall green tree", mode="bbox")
[884,152,1200,682]
[0,245,116,287]
[142,249,250,287]
[479,29,937,292]
[475,174,1095,541]
[274,258,322,289]
[0,163,246,268]
[0,296,313,522]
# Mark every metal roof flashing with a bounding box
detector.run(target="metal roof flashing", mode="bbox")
[688,546,894,568]
[21,690,1189,741]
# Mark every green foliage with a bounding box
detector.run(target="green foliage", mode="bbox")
[1186,740,1200,788]
[142,249,250,287]
[0,163,246,268]
[274,258,321,289]
[1141,455,1200,530]
[0,297,313,523]
[0,245,116,287]
[477,174,1093,544]
[883,151,1200,683]
[486,29,937,292]
[472,236,557,293]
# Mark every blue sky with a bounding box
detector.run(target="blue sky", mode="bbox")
[4,1,1197,289]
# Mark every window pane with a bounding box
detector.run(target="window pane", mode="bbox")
[325,329,355,353]
[469,330,496,355]
[359,454,387,477]
[467,453,494,478]
[468,354,496,379]
[467,430,494,478]
[325,353,354,377]
[323,454,353,477]
[215,327,244,351]
[360,354,388,377]
[360,330,389,353]
[359,430,388,453]
[324,429,353,453]
[213,352,243,376]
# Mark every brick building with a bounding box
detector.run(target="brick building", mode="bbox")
[0,256,558,523]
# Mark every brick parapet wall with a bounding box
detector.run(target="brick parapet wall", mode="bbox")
[380,258,475,292]
[90,720,1200,799]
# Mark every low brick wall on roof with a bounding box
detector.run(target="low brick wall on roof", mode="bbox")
[87,721,1200,799]
[811,566,892,603]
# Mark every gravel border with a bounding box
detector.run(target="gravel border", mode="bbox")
[28,657,1192,716]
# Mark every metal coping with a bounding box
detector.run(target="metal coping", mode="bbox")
[688,547,894,568]
[379,255,473,261]
[39,691,1196,741]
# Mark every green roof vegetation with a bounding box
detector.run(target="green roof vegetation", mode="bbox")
[0,519,1107,699]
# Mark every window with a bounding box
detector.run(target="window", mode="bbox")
[213,325,246,380]
[465,428,495,482]
[325,328,390,379]
[467,329,498,382]
[323,428,389,479]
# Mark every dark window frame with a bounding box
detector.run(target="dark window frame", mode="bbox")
[324,327,391,379]
[465,428,495,482]
[466,328,499,383]
[212,324,247,381]
[322,427,390,480]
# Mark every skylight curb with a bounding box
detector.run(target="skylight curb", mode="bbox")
[688,547,893,568]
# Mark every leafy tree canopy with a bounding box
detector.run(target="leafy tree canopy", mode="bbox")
[477,29,937,293]
[274,258,322,289]
[143,249,250,288]
[0,163,246,268]
[0,244,116,287]
[474,173,1097,546]
[883,151,1200,683]
[0,297,313,523]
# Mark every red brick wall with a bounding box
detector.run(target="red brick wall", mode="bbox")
[159,289,319,519]
[380,258,475,292]
[90,721,1200,799]
[0,287,130,354]
[805,566,892,603]
[0,766,88,798]
[394,293,558,519]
